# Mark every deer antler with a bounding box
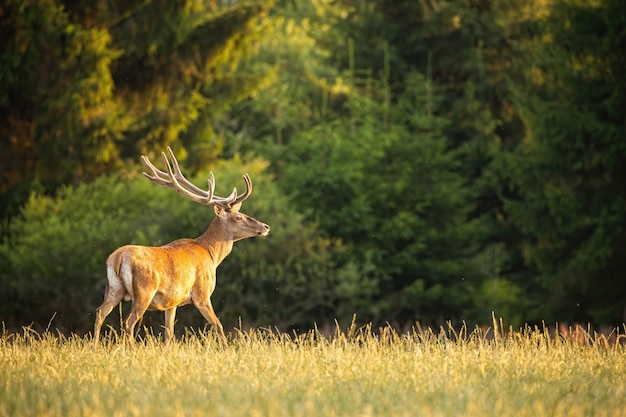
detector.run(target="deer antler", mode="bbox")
[141,147,252,207]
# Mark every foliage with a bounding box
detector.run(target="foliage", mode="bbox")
[218,0,346,160]
[503,0,626,324]
[0,0,269,209]
[279,74,483,325]
[1,0,626,332]
[235,0,626,326]
[226,0,543,327]
[1,326,625,417]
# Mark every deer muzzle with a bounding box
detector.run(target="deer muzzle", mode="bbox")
[258,223,270,236]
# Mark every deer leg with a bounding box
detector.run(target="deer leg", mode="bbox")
[193,299,225,339]
[124,295,153,342]
[94,281,126,345]
[164,307,177,343]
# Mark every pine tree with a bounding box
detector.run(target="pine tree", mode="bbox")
[309,0,543,324]
[505,0,626,324]
[280,74,480,324]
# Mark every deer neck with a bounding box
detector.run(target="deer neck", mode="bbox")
[195,218,234,265]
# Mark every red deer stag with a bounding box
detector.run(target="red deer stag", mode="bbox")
[93,147,270,344]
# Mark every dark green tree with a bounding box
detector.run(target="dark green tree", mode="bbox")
[504,0,626,324]
[280,74,481,325]
[326,0,551,326]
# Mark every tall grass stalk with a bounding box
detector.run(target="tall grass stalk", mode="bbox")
[1,322,625,417]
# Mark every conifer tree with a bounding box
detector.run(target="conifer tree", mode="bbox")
[0,0,269,214]
[505,0,626,324]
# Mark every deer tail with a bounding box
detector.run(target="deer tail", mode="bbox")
[106,248,133,301]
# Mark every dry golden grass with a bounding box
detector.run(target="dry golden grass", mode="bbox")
[1,322,625,417]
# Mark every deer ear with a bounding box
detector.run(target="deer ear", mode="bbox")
[230,202,242,212]
[214,205,226,217]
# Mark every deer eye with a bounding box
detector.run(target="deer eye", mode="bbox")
[234,215,243,222]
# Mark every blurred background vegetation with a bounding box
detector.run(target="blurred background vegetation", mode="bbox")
[0,0,624,335]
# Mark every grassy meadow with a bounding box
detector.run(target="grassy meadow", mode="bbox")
[1,322,625,417]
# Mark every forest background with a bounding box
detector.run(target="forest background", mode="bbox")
[0,0,624,335]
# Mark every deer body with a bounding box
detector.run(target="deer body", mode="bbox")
[93,148,269,344]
